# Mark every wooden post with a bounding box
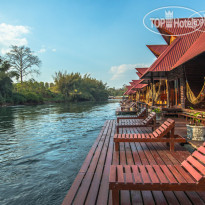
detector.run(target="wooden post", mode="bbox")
[116,127,119,134]
[115,142,119,151]
[170,127,175,151]
[151,75,154,106]
[180,68,186,108]
[167,80,170,108]
[112,190,119,205]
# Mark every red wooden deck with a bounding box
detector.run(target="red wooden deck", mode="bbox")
[62,119,205,205]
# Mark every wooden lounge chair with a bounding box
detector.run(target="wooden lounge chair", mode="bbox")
[116,112,156,134]
[116,108,147,123]
[109,142,205,205]
[114,118,186,151]
[121,102,136,111]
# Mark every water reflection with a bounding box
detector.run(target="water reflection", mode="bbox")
[0,100,119,205]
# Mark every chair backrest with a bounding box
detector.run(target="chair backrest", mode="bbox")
[152,118,175,138]
[137,108,146,116]
[181,142,205,183]
[142,112,156,125]
[130,102,136,107]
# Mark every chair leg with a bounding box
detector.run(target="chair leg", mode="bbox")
[116,127,119,134]
[115,142,119,151]
[170,142,174,151]
[112,190,119,205]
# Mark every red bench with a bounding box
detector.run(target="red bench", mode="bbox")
[116,108,147,123]
[116,112,156,134]
[109,142,205,205]
[114,118,186,151]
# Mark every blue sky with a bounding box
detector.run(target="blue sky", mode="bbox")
[0,0,205,88]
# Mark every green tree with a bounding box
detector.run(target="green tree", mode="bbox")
[0,57,17,104]
[53,71,109,101]
[6,45,41,83]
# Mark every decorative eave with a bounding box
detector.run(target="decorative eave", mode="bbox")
[146,45,169,58]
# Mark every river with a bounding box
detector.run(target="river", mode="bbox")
[0,101,119,205]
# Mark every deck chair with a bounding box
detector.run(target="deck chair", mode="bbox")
[116,112,156,134]
[121,102,136,111]
[109,142,205,205]
[114,118,186,151]
[117,108,147,123]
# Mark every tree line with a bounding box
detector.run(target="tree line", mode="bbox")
[0,45,125,106]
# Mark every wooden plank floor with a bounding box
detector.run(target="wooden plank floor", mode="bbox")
[62,119,205,205]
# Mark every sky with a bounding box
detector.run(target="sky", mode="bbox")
[0,0,205,88]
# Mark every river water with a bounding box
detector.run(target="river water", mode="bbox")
[0,101,119,205]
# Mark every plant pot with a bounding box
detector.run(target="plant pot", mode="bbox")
[186,124,205,141]
[156,112,162,121]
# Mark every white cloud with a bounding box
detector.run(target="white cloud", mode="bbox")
[0,23,30,54]
[38,48,46,53]
[1,48,11,55]
[109,63,150,88]
[51,48,56,52]
[110,63,149,80]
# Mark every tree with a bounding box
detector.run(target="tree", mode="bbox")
[53,71,109,101]
[6,45,41,83]
[0,56,18,103]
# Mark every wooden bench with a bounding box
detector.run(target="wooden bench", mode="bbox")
[116,112,156,134]
[109,142,205,205]
[114,118,186,151]
[116,108,147,123]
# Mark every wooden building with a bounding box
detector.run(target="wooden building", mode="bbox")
[124,18,205,109]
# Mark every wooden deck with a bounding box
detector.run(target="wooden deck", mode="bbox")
[62,119,205,205]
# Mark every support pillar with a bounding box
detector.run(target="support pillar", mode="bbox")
[180,67,186,108]
[151,75,154,106]
[167,80,170,108]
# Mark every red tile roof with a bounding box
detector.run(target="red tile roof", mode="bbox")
[172,32,205,68]
[123,79,147,95]
[147,45,168,57]
[142,18,205,78]
[126,86,133,89]
[129,81,135,86]
[132,79,147,89]
[135,68,148,75]
[132,80,140,83]
[136,72,142,78]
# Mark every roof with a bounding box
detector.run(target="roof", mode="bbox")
[136,72,142,78]
[135,68,148,75]
[172,32,205,68]
[146,45,168,57]
[142,18,205,78]
[126,86,132,89]
[123,79,147,95]
[132,79,147,89]
[132,80,140,83]
[129,81,135,86]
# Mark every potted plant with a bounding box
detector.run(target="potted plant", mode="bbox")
[186,107,205,141]
[152,107,162,121]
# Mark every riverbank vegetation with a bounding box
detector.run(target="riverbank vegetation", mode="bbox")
[0,47,124,106]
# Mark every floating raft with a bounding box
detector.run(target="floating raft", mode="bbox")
[62,119,205,204]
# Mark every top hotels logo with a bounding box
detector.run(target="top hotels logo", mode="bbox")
[165,10,173,28]
[143,6,205,36]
